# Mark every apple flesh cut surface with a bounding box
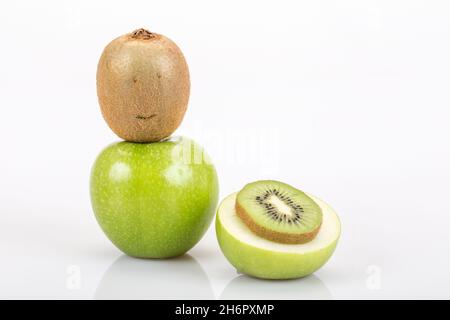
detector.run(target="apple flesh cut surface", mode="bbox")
[216,193,341,279]
[90,137,219,259]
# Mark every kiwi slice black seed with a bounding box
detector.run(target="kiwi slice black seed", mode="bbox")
[235,180,322,244]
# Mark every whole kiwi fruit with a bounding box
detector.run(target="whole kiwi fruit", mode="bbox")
[97,28,190,142]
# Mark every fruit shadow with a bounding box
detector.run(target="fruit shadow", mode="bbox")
[220,274,333,300]
[94,254,214,300]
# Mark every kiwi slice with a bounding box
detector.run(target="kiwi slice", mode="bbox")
[235,180,322,244]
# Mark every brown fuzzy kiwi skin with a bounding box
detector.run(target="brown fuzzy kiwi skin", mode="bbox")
[235,201,322,244]
[96,28,190,142]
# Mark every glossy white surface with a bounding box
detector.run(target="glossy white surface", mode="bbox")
[1,0,450,299]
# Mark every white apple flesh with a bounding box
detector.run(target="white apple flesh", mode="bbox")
[216,193,341,279]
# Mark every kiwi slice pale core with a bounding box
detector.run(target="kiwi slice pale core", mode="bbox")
[235,180,323,244]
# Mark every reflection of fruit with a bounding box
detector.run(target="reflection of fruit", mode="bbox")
[216,192,340,279]
[236,180,323,244]
[220,274,332,300]
[95,255,214,300]
[90,137,219,258]
[97,28,190,142]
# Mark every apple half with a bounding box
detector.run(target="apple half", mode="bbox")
[216,193,341,280]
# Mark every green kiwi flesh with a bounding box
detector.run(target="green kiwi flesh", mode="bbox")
[235,180,323,244]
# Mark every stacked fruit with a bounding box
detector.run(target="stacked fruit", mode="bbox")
[91,28,341,280]
[91,28,219,258]
[216,181,341,279]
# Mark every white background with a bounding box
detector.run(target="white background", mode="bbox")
[1,0,449,299]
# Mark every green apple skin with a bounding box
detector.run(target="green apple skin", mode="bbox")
[216,220,338,279]
[90,137,219,259]
[216,193,340,280]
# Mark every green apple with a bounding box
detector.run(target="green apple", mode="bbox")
[216,193,340,279]
[90,137,219,258]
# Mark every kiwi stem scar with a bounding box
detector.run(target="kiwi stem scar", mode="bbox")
[131,28,155,40]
